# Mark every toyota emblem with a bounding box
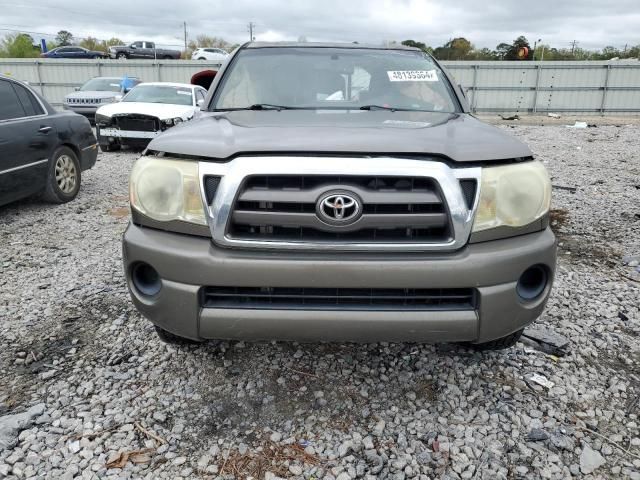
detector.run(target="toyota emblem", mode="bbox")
[316,190,362,226]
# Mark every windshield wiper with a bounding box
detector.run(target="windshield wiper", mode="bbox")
[214,104,300,111]
[359,104,397,111]
[359,105,450,113]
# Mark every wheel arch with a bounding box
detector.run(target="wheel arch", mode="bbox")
[59,142,81,160]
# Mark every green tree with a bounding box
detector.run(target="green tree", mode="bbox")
[627,45,640,59]
[532,43,551,60]
[468,47,498,60]
[187,35,231,52]
[0,33,39,58]
[79,36,101,51]
[401,39,430,52]
[597,46,621,59]
[105,37,124,47]
[55,30,74,46]
[433,37,473,60]
[505,36,531,60]
[495,42,510,59]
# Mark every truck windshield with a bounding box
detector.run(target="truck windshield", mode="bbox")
[123,85,193,105]
[212,47,458,113]
[81,78,123,92]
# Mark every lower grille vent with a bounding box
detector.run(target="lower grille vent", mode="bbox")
[202,286,477,311]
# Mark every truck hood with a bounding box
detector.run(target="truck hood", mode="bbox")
[96,102,197,120]
[148,110,532,163]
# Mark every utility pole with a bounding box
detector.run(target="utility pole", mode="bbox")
[248,22,255,42]
[570,40,578,55]
[533,38,541,61]
[183,21,187,51]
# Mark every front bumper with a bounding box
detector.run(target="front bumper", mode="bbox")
[122,224,557,343]
[97,127,158,149]
[63,104,99,120]
[99,128,160,139]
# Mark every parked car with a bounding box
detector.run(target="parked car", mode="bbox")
[191,48,229,62]
[0,75,97,207]
[109,42,181,60]
[95,82,207,151]
[41,46,107,59]
[123,42,556,350]
[63,76,141,122]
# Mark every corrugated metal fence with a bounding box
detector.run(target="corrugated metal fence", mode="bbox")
[0,59,223,108]
[445,60,640,115]
[1,58,639,114]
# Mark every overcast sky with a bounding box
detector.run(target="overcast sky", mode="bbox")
[1,0,639,51]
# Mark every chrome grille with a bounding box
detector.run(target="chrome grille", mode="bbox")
[68,98,99,104]
[227,175,452,243]
[201,156,481,252]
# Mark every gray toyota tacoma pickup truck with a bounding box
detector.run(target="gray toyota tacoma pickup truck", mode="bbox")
[123,42,556,350]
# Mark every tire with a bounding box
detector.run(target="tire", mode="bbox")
[99,143,121,152]
[467,329,524,351]
[42,146,81,203]
[163,55,172,60]
[116,52,128,60]
[155,326,203,345]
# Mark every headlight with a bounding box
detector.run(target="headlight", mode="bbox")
[173,117,183,124]
[130,157,206,225]
[472,160,551,232]
[162,118,174,127]
[95,113,112,127]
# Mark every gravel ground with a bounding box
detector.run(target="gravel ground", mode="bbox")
[0,124,639,480]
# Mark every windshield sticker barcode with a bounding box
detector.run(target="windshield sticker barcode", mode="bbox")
[387,70,438,82]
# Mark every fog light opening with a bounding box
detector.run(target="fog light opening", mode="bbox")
[131,262,162,297]
[517,265,548,301]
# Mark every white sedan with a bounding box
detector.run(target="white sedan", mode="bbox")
[95,82,208,152]
[191,47,229,63]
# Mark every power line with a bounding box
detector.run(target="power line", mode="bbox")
[570,40,579,55]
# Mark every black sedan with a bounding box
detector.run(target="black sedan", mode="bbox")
[0,75,98,207]
[41,46,107,59]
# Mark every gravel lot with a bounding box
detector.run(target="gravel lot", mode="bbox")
[0,124,639,479]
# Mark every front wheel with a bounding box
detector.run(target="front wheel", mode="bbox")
[42,147,81,203]
[116,53,127,60]
[467,329,524,351]
[99,143,121,152]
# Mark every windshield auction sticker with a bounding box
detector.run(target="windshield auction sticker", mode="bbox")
[387,70,438,82]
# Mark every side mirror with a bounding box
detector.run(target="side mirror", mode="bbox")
[123,87,132,94]
[74,87,80,91]
[130,44,137,49]
[197,99,205,107]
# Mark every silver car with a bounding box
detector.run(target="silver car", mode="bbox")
[63,77,141,122]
